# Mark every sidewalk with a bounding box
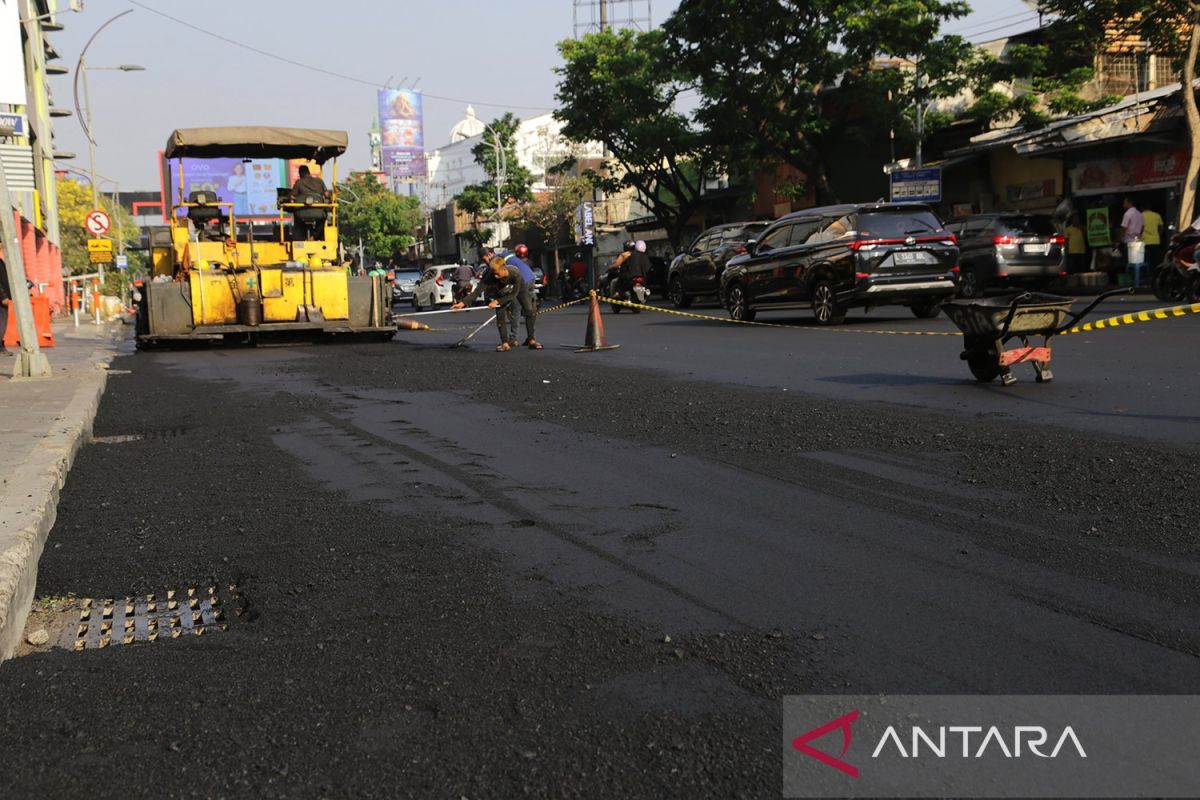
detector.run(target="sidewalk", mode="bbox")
[0,320,126,661]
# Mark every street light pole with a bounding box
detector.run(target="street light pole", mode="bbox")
[478,122,507,248]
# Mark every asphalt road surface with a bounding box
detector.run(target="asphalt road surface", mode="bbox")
[1,294,1197,798]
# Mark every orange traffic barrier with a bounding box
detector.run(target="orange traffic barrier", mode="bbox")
[2,295,55,348]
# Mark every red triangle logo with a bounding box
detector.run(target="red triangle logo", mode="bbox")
[791,709,860,778]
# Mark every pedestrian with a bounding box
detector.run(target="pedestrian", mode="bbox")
[452,256,541,351]
[0,256,10,356]
[505,244,538,342]
[1065,212,1088,274]
[1141,204,1164,269]
[1119,196,1144,263]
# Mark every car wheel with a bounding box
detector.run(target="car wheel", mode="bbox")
[910,299,943,319]
[811,280,846,325]
[669,277,692,308]
[958,267,982,298]
[412,295,422,311]
[726,283,755,321]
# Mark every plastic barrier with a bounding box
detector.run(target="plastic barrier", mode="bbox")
[2,296,56,348]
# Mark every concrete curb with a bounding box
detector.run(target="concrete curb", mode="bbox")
[0,340,119,662]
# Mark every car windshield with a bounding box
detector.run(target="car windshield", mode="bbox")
[997,216,1056,236]
[731,223,769,241]
[857,211,944,238]
[396,270,420,281]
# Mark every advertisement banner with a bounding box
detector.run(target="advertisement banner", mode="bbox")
[1086,207,1112,248]
[377,88,427,181]
[1069,149,1188,196]
[177,157,287,217]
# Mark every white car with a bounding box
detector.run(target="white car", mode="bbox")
[412,265,471,310]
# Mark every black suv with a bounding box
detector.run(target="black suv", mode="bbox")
[945,213,1066,298]
[720,204,959,324]
[667,221,770,307]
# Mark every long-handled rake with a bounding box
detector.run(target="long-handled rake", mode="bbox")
[452,314,497,348]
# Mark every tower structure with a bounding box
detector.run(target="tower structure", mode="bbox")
[572,0,652,37]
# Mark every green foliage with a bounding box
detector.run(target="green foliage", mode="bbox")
[665,0,974,197]
[456,112,534,218]
[56,177,142,281]
[516,174,595,250]
[335,172,422,261]
[554,28,711,247]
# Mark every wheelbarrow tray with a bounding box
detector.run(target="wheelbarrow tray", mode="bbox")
[942,292,1075,338]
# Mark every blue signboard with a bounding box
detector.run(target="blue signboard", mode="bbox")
[0,112,27,137]
[890,167,942,203]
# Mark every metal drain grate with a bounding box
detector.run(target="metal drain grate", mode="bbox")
[60,585,246,651]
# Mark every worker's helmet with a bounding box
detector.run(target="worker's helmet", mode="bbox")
[515,243,529,258]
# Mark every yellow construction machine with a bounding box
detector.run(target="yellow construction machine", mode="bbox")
[136,126,395,346]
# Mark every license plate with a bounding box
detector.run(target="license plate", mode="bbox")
[1022,244,1049,255]
[893,251,934,265]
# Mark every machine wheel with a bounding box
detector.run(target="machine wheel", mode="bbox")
[669,277,692,308]
[910,299,943,319]
[726,283,755,321]
[958,267,982,298]
[609,297,622,314]
[811,280,846,325]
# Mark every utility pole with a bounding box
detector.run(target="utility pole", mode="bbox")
[599,0,607,30]
[0,155,51,378]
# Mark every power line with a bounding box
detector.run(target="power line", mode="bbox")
[967,14,1046,42]
[944,9,1041,36]
[124,0,552,112]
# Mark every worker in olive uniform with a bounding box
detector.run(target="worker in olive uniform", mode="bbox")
[452,256,541,351]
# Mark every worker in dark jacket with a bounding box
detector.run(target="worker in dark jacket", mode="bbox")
[452,256,541,351]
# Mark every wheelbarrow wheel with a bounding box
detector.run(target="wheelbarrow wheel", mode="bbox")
[964,339,1001,383]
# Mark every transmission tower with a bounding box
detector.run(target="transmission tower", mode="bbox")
[573,0,652,37]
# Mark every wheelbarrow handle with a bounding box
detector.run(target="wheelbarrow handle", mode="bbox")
[1053,287,1133,334]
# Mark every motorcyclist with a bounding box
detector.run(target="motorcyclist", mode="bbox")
[620,240,650,312]
[453,260,476,304]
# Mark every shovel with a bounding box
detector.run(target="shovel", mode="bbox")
[452,314,497,348]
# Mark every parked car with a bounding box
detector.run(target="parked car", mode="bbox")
[668,221,771,307]
[412,265,469,310]
[719,203,959,324]
[391,268,421,304]
[944,213,1066,298]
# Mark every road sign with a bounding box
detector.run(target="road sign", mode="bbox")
[889,167,942,203]
[85,209,111,236]
[86,238,113,254]
[115,254,128,270]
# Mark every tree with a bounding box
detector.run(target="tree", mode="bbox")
[515,173,595,280]
[455,112,534,225]
[555,28,713,249]
[336,172,423,261]
[1031,1,1199,226]
[56,176,142,293]
[665,0,977,202]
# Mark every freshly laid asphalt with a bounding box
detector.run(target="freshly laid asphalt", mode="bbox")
[0,295,1196,798]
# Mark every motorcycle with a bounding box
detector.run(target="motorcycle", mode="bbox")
[1152,226,1200,303]
[607,274,648,314]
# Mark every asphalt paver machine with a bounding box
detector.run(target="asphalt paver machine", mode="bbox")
[136,127,395,346]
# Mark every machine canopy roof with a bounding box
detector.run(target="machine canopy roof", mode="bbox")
[164,127,349,162]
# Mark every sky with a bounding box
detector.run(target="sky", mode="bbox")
[42,0,1038,192]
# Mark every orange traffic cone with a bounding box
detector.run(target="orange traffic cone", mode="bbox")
[394,317,430,331]
[564,291,620,353]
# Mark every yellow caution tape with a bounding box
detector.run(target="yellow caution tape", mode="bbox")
[1058,301,1200,336]
[597,295,957,336]
[536,296,590,315]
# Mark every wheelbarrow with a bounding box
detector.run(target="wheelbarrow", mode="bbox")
[941,288,1129,385]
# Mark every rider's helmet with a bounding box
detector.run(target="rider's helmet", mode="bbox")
[515,243,529,258]
[635,240,647,252]
[623,240,636,252]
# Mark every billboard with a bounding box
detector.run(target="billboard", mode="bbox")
[889,167,942,203]
[377,88,427,180]
[173,157,322,217]
[0,0,28,106]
